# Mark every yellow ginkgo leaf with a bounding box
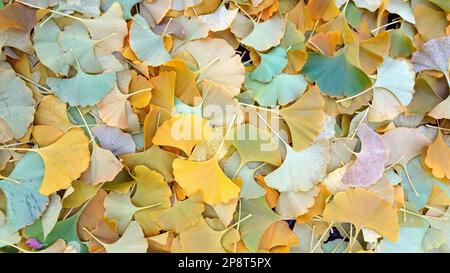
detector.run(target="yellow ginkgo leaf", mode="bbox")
[153,113,214,156]
[143,105,172,150]
[34,95,74,132]
[259,221,299,252]
[149,71,176,112]
[425,131,450,179]
[152,192,205,233]
[131,165,172,210]
[178,218,237,253]
[173,157,240,205]
[129,70,152,109]
[37,128,91,195]
[32,125,64,147]
[323,188,399,241]
[279,87,326,151]
[161,59,201,106]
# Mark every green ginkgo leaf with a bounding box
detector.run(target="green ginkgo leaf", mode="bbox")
[129,14,171,66]
[0,70,35,139]
[302,49,372,98]
[58,21,103,74]
[244,73,308,106]
[241,16,284,51]
[250,46,288,83]
[239,197,282,252]
[47,70,116,107]
[34,19,69,76]
[42,208,88,253]
[0,152,48,232]
[223,152,266,200]
[399,156,435,210]
[101,0,141,19]
[228,124,282,167]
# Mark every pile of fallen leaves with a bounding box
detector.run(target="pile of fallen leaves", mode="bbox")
[0,0,449,253]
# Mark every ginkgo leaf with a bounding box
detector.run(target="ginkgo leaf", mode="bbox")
[97,84,136,129]
[183,38,245,97]
[40,193,62,239]
[34,95,73,133]
[37,207,88,252]
[223,152,266,200]
[129,14,171,66]
[152,192,205,233]
[265,141,330,192]
[33,19,69,75]
[173,157,240,205]
[0,152,48,231]
[37,128,91,195]
[47,70,116,107]
[79,142,123,185]
[400,156,434,210]
[58,21,103,74]
[368,88,404,122]
[177,218,232,253]
[104,191,140,234]
[302,49,372,98]
[153,114,213,156]
[100,0,141,19]
[239,197,282,252]
[228,123,282,167]
[323,188,399,241]
[244,72,308,107]
[139,0,171,26]
[412,36,450,80]
[342,124,389,187]
[386,0,415,24]
[425,131,450,180]
[90,221,148,253]
[414,4,447,42]
[241,16,284,51]
[275,186,320,219]
[79,2,127,53]
[374,57,415,106]
[0,211,21,248]
[198,4,238,32]
[161,60,201,107]
[250,46,288,83]
[131,165,172,210]
[381,127,431,166]
[91,125,135,156]
[379,208,428,253]
[121,145,178,181]
[149,71,176,112]
[279,87,326,151]
[0,70,35,139]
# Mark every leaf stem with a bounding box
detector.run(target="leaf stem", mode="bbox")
[76,107,96,143]
[255,111,290,148]
[16,0,83,22]
[16,73,53,94]
[336,86,374,103]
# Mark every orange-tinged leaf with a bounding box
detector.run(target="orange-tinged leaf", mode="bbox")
[152,113,214,156]
[425,131,450,180]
